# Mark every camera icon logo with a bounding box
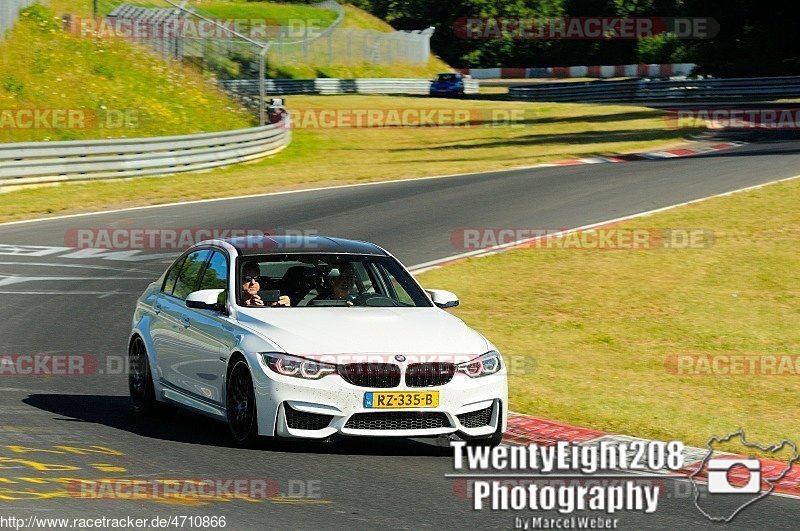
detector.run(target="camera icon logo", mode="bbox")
[707,458,761,494]
[690,430,799,522]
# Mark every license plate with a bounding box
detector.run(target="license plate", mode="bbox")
[364,391,439,409]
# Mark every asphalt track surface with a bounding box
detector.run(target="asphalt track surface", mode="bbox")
[0,133,799,529]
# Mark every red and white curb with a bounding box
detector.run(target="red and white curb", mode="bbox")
[458,63,697,80]
[501,413,800,500]
[542,140,744,167]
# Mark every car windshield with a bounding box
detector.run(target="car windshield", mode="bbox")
[237,254,432,308]
[437,73,459,82]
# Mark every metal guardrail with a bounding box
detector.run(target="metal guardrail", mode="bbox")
[0,0,35,38]
[223,78,480,96]
[0,75,479,188]
[508,76,800,102]
[0,122,291,187]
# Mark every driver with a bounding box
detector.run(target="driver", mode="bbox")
[241,261,290,307]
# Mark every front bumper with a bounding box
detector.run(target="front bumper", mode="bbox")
[250,356,508,439]
[430,87,464,95]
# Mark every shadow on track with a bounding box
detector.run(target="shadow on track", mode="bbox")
[21,394,453,457]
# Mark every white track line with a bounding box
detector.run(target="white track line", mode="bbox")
[409,172,800,272]
[0,164,596,227]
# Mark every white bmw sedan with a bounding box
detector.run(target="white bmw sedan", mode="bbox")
[129,236,507,446]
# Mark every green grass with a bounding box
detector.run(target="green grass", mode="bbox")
[266,62,451,80]
[339,3,393,32]
[0,3,254,142]
[195,1,339,27]
[416,177,800,452]
[86,0,339,24]
[0,95,696,221]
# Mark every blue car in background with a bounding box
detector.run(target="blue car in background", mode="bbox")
[430,72,466,97]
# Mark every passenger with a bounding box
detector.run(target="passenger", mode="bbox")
[312,262,356,304]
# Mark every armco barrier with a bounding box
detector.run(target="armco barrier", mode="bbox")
[508,75,800,102]
[0,0,35,38]
[0,122,290,187]
[222,78,480,96]
[459,63,697,79]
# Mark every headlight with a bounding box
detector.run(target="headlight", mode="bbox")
[262,353,336,380]
[456,351,502,378]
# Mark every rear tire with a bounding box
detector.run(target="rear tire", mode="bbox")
[226,358,260,447]
[129,336,157,414]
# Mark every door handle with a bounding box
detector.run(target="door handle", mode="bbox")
[182,317,191,328]
[153,303,162,314]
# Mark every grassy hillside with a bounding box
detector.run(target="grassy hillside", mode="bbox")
[0,2,254,143]
[54,0,450,79]
[189,0,339,26]
[84,0,450,78]
[340,3,395,31]
[0,0,452,144]
[79,0,340,23]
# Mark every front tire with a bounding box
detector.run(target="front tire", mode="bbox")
[129,336,157,414]
[226,358,259,446]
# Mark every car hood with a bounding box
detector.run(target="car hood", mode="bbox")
[236,307,490,357]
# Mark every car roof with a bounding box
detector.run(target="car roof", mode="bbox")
[220,235,389,257]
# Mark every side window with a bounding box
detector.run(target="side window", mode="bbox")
[172,250,211,300]
[371,263,415,306]
[162,255,186,295]
[383,268,415,305]
[198,251,228,291]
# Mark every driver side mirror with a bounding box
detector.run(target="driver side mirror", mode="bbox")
[425,289,459,309]
[186,289,228,315]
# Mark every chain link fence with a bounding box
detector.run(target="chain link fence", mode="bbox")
[270,25,433,67]
[65,1,436,122]
[86,0,433,72]
[1,0,37,38]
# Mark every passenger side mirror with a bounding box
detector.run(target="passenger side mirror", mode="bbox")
[186,289,228,314]
[425,289,459,309]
